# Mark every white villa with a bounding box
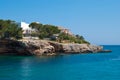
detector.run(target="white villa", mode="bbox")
[18,22,38,39]
[18,22,73,40]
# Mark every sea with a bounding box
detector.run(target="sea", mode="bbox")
[0,45,120,80]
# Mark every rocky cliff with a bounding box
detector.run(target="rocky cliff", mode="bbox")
[0,39,110,56]
[0,39,30,55]
[49,42,103,53]
[21,40,55,56]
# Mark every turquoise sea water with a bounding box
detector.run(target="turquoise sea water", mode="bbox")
[0,45,120,80]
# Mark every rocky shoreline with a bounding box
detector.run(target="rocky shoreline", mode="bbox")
[0,39,111,56]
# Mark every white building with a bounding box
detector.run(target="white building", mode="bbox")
[18,22,38,39]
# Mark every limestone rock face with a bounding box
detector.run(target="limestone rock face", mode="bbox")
[0,39,30,55]
[49,42,103,53]
[88,45,103,53]
[0,39,106,56]
[21,40,55,56]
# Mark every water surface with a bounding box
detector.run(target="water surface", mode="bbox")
[0,45,120,80]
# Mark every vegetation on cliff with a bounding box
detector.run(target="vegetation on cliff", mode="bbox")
[58,33,90,44]
[0,19,22,39]
[0,19,89,44]
[29,22,90,44]
[29,22,60,39]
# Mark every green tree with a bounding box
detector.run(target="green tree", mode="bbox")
[43,24,60,37]
[76,35,84,40]
[0,19,23,39]
[75,34,90,44]
[58,33,90,44]
[29,22,43,31]
[29,22,60,39]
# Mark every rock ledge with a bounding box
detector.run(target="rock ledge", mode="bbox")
[0,39,110,56]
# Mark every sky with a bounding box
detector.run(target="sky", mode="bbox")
[0,0,120,45]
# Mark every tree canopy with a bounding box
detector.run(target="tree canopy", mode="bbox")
[29,22,60,39]
[0,19,22,39]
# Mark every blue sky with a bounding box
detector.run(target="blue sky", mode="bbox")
[0,0,120,45]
